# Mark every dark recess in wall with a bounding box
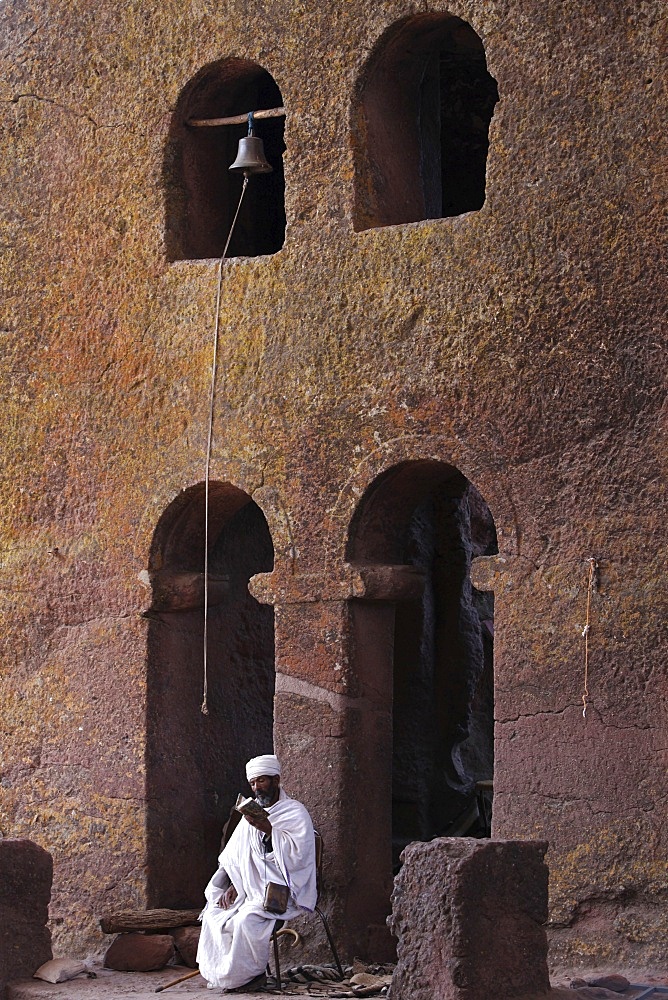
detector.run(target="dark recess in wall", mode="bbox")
[344,459,498,933]
[353,14,499,230]
[164,58,286,261]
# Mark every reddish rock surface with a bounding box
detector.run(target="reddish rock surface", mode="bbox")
[0,840,52,996]
[171,927,200,970]
[388,838,550,1000]
[6,968,668,1000]
[103,934,175,973]
[0,0,664,971]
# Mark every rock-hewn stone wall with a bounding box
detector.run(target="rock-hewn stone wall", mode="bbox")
[0,0,665,967]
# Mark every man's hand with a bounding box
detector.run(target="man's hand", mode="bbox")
[217,885,238,909]
[244,814,272,836]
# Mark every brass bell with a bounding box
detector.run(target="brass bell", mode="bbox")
[229,113,272,175]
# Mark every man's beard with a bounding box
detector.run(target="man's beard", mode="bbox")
[255,790,274,807]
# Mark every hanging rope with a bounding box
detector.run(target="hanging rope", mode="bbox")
[202,175,249,715]
[581,557,598,719]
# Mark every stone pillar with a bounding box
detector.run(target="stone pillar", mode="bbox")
[388,838,550,1000]
[0,840,52,998]
[251,563,424,961]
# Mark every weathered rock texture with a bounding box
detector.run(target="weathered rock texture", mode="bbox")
[103,934,175,973]
[388,838,550,1000]
[171,927,201,970]
[0,0,665,971]
[0,840,52,996]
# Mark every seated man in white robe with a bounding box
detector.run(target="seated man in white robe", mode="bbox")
[197,754,317,993]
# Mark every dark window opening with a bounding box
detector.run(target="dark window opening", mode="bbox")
[145,482,275,907]
[164,59,285,261]
[353,15,499,231]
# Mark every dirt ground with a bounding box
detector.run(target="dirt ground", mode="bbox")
[8,967,227,1000]
[7,965,668,1000]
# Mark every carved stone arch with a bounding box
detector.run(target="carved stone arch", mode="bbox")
[250,484,300,571]
[164,57,286,261]
[144,481,275,907]
[324,434,517,570]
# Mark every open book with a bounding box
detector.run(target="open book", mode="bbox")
[234,793,269,821]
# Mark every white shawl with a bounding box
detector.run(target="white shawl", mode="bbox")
[205,788,317,914]
[197,790,317,988]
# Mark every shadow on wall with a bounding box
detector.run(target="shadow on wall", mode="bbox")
[0,840,52,992]
[144,482,275,908]
[163,58,286,261]
[352,13,499,231]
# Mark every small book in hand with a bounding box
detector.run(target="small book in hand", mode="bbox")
[234,793,269,821]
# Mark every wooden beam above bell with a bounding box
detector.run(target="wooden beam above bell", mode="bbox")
[188,106,285,128]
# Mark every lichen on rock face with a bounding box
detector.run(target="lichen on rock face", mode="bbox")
[0,0,665,965]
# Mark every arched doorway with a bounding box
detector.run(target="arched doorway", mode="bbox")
[145,482,275,907]
[345,460,497,941]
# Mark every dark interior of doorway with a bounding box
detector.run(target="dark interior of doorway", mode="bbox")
[348,460,497,873]
[144,483,275,907]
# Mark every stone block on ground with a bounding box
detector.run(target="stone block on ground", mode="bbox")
[0,839,53,994]
[104,933,175,972]
[587,977,629,993]
[388,838,549,1000]
[171,927,200,969]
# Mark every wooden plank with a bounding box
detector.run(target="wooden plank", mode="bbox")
[100,909,201,934]
[188,106,285,127]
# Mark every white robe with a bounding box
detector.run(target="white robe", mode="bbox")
[196,789,317,990]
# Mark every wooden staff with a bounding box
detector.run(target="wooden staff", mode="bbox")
[155,968,201,992]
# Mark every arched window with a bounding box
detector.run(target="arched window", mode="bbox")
[164,59,285,261]
[353,14,499,231]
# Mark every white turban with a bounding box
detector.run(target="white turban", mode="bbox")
[246,754,281,782]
